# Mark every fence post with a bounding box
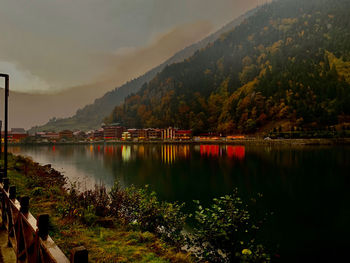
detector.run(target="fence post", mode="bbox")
[37,214,49,240]
[0,170,4,183]
[70,246,88,263]
[0,191,4,230]
[3,178,9,192]
[9,186,16,200]
[20,196,29,214]
[8,186,16,242]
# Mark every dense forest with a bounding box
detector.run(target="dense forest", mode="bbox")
[106,0,350,134]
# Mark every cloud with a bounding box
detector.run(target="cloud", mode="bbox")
[98,20,213,86]
[0,0,258,94]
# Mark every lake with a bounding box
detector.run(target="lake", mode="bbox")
[9,144,350,262]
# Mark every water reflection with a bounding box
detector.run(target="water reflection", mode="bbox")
[121,145,131,162]
[8,144,350,262]
[226,145,245,160]
[199,145,246,160]
[161,144,190,164]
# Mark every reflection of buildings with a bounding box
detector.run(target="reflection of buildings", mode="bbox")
[121,145,131,162]
[199,145,246,159]
[200,145,221,157]
[226,146,245,160]
[161,145,190,164]
[162,145,176,164]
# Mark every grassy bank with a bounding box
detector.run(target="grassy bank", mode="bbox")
[5,153,192,263]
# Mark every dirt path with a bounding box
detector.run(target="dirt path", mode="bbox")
[0,227,15,263]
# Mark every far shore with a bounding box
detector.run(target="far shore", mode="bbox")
[9,137,350,146]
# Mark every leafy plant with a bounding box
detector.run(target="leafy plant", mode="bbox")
[189,189,269,262]
[109,183,186,245]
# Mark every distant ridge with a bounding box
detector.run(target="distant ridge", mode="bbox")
[31,7,258,132]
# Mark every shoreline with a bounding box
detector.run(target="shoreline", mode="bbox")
[10,138,350,146]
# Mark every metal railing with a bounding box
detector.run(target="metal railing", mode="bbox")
[0,176,88,262]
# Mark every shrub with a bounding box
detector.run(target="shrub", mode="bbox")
[58,182,187,245]
[31,187,44,196]
[81,205,99,226]
[189,189,269,263]
[79,185,110,217]
[136,187,186,245]
[109,183,186,245]
[109,182,142,223]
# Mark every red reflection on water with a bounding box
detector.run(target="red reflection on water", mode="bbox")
[52,146,55,151]
[97,145,100,152]
[227,146,245,160]
[200,145,220,157]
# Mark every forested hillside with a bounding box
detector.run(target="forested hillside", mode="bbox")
[32,8,257,132]
[107,0,350,134]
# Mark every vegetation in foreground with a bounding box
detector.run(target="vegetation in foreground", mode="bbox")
[6,153,271,262]
[6,154,191,263]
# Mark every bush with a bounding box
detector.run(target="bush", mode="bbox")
[31,187,44,196]
[109,183,186,245]
[189,189,269,263]
[136,187,186,245]
[79,185,110,217]
[81,205,99,226]
[58,182,187,245]
[57,182,83,218]
[109,182,142,224]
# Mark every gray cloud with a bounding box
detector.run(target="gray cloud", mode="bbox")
[0,0,260,93]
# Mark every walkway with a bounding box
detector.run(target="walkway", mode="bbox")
[0,228,15,263]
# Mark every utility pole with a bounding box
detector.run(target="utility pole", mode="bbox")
[0,120,2,161]
[0,74,9,179]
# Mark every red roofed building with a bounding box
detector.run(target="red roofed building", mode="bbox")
[11,128,28,142]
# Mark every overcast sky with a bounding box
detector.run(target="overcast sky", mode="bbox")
[0,0,261,94]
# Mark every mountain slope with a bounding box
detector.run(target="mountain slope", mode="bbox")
[107,0,350,134]
[31,8,257,132]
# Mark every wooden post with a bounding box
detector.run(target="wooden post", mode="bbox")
[0,171,4,183]
[37,214,49,240]
[20,196,29,214]
[3,178,9,192]
[9,186,16,200]
[70,246,88,263]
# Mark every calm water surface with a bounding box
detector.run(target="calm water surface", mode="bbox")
[9,144,350,262]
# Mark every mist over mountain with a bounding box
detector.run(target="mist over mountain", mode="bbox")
[107,0,350,134]
[30,8,258,132]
